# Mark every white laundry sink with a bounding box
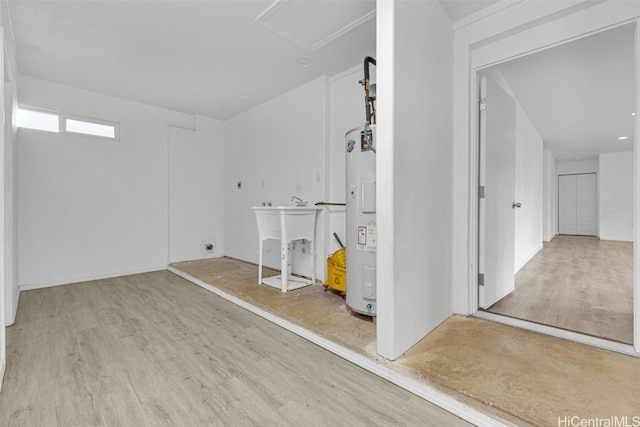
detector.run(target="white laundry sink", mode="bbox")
[253,206,321,292]
[253,206,321,242]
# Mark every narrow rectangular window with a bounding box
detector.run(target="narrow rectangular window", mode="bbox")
[17,109,59,132]
[17,107,120,140]
[66,118,116,139]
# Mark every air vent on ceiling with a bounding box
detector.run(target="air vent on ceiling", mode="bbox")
[255,0,375,52]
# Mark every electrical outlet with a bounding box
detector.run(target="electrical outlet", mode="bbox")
[204,242,215,253]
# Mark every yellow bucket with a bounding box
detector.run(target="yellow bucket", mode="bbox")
[324,247,346,294]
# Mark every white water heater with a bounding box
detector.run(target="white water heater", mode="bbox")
[345,125,376,316]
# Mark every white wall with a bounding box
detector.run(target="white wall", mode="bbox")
[16,70,367,291]
[4,80,17,326]
[224,77,327,280]
[377,0,453,360]
[543,149,557,241]
[18,76,194,288]
[556,159,598,175]
[168,116,225,263]
[3,7,18,329]
[0,22,5,388]
[599,151,634,241]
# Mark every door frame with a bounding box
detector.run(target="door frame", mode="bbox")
[467,19,640,357]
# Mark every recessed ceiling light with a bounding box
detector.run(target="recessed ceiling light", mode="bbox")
[239,93,250,100]
[295,58,313,68]
[631,112,636,116]
[618,136,629,140]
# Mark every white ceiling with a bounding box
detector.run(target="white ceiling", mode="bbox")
[8,0,377,120]
[438,0,500,23]
[495,25,636,162]
[9,1,633,159]
[7,0,498,121]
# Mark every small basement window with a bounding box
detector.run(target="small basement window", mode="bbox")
[17,109,59,133]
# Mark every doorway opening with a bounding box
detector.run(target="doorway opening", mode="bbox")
[476,25,636,347]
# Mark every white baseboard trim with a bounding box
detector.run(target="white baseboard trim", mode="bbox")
[474,311,639,358]
[168,266,512,427]
[19,266,167,292]
[598,235,633,242]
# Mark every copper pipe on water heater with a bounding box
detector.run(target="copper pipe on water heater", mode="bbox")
[360,56,377,125]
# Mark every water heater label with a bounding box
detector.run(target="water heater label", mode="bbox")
[357,226,367,245]
[357,225,377,252]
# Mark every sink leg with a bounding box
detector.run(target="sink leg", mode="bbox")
[258,239,263,285]
[281,241,288,292]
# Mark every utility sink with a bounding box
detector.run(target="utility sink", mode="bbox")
[253,206,321,292]
[253,206,321,242]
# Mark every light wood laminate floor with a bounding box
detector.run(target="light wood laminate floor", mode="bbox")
[173,257,640,427]
[488,235,633,344]
[0,270,469,427]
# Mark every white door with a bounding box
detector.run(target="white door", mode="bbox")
[558,175,578,234]
[479,76,517,309]
[558,173,596,236]
[577,174,596,235]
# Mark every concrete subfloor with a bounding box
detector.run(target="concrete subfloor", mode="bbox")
[172,257,640,427]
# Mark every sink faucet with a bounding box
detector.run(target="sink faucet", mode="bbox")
[291,196,307,207]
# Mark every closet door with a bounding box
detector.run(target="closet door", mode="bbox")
[558,175,577,234]
[558,173,596,236]
[576,174,596,235]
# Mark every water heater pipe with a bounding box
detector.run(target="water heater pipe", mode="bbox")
[362,56,377,125]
